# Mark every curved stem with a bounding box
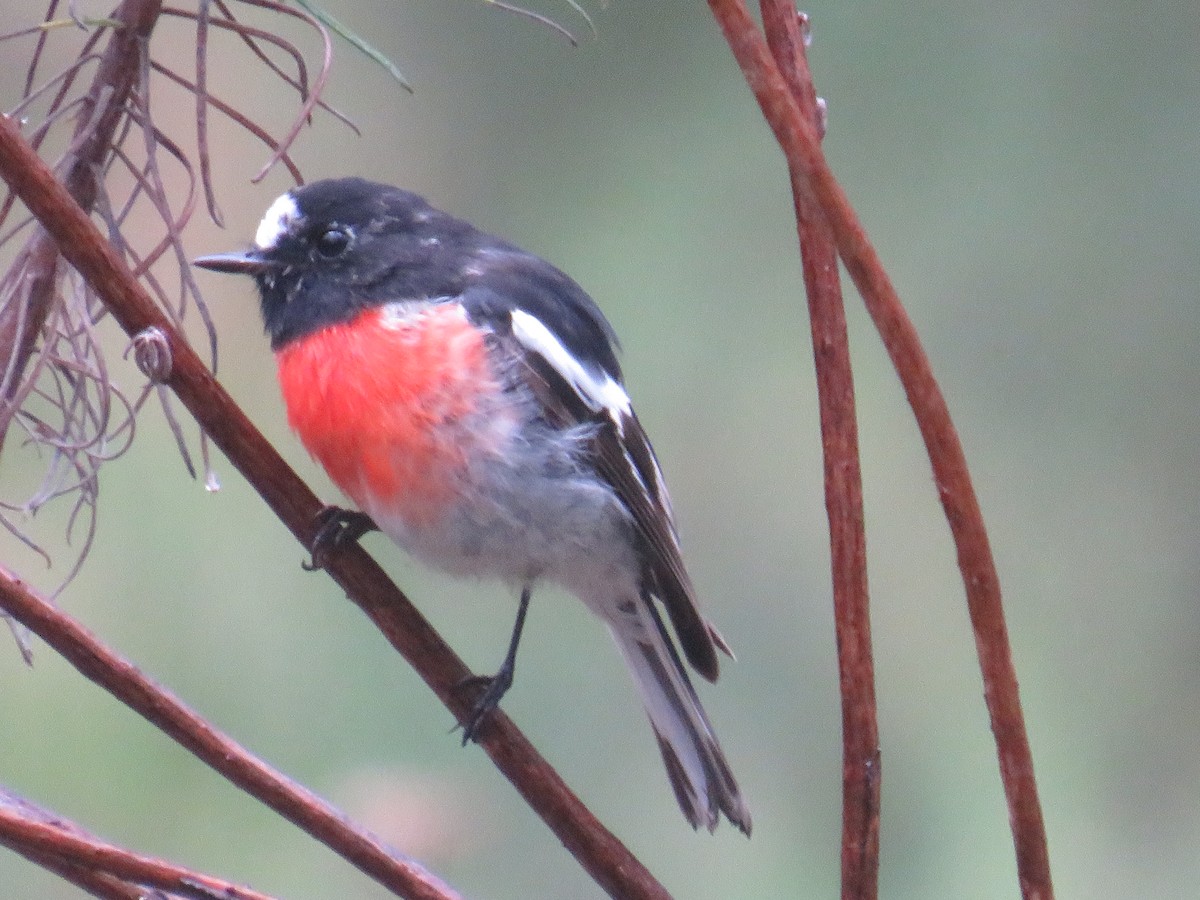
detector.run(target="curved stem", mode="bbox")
[706,3,1054,898]
[756,4,881,897]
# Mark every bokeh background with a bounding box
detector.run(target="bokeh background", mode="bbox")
[2,1,1197,897]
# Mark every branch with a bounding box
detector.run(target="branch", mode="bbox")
[705,3,1054,898]
[0,115,670,900]
[0,787,277,900]
[756,4,880,898]
[0,787,182,900]
[0,566,459,900]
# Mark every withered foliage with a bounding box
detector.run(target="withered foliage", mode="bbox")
[0,0,345,592]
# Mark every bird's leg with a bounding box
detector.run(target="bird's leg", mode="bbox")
[303,506,379,571]
[459,584,532,744]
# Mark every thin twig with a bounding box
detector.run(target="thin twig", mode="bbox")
[0,0,162,450]
[756,4,881,898]
[0,115,671,900]
[20,2,103,107]
[480,0,580,46]
[225,0,339,182]
[705,3,1054,898]
[149,60,303,185]
[192,0,222,226]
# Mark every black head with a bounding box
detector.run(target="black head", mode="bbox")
[194,178,483,348]
[196,177,624,381]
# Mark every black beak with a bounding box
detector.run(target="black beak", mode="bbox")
[192,250,277,276]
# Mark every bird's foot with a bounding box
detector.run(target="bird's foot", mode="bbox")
[302,506,378,571]
[455,664,515,745]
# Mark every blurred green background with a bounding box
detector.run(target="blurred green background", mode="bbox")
[2,1,1197,897]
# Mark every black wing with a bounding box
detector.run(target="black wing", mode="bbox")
[461,270,724,681]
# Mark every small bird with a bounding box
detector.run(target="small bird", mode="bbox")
[194,178,751,834]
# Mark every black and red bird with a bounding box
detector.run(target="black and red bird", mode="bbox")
[194,177,751,833]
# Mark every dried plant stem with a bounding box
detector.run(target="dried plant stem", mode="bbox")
[0,115,669,900]
[756,3,880,898]
[0,0,162,449]
[0,566,460,900]
[705,2,1053,898]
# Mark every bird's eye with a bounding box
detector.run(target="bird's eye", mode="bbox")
[314,227,350,258]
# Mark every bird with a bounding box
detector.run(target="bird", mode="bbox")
[194,177,751,834]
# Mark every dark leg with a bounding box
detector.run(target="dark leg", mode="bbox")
[303,506,379,571]
[459,584,532,744]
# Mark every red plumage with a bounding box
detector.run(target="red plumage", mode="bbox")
[276,304,497,527]
[193,178,752,834]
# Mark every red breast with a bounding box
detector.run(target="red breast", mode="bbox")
[275,303,501,526]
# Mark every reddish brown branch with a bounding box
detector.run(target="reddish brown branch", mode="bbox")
[0,788,278,900]
[0,566,460,900]
[0,786,179,900]
[0,115,669,900]
[757,4,880,898]
[705,2,1053,898]
[12,850,160,900]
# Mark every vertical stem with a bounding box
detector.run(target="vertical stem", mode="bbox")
[758,5,880,897]
[706,2,1054,897]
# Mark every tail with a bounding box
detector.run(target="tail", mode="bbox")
[606,592,752,835]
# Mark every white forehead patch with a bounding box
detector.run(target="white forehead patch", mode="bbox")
[254,192,301,250]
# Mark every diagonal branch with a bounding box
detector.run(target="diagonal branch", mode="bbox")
[0,787,278,900]
[0,114,670,900]
[705,2,1053,898]
[0,786,189,900]
[0,567,460,900]
[757,4,880,898]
